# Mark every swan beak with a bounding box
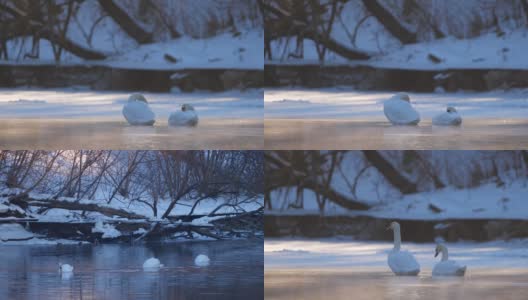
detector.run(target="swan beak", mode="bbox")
[434,250,439,257]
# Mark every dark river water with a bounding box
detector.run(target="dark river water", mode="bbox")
[0,240,263,300]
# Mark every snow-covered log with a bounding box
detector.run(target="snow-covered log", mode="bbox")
[8,194,145,220]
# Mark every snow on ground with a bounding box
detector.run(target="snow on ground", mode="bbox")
[265,238,528,270]
[92,221,122,239]
[363,180,528,220]
[269,30,528,70]
[367,30,528,70]
[0,88,263,120]
[3,30,263,70]
[191,216,226,226]
[0,223,88,245]
[105,30,263,70]
[0,188,263,223]
[268,178,528,220]
[0,224,34,241]
[265,88,528,120]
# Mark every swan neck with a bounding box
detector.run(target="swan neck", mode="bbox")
[441,247,448,261]
[393,227,401,251]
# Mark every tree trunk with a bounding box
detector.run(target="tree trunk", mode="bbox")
[360,0,417,44]
[521,0,528,23]
[1,12,107,60]
[300,178,370,210]
[304,30,371,60]
[97,0,153,44]
[261,0,371,60]
[362,151,418,194]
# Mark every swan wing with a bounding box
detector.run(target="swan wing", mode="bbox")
[123,101,156,125]
[388,250,420,275]
[169,111,198,127]
[384,99,420,125]
[432,112,462,126]
[432,260,466,276]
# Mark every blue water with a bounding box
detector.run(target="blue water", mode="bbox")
[0,239,263,300]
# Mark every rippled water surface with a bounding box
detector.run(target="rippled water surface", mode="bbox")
[0,240,263,300]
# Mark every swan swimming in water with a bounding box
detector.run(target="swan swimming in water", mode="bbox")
[194,254,210,267]
[383,93,420,125]
[432,107,462,126]
[59,262,74,273]
[122,93,156,126]
[168,104,198,127]
[143,257,164,271]
[432,244,466,276]
[387,221,420,276]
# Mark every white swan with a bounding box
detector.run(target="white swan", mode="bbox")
[194,254,210,267]
[383,93,420,125]
[143,257,164,271]
[432,107,462,126]
[59,262,74,273]
[168,104,198,127]
[432,244,466,276]
[122,93,156,126]
[387,221,420,276]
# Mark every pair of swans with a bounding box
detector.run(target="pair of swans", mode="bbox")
[384,93,462,126]
[122,94,199,127]
[142,254,210,271]
[387,221,466,276]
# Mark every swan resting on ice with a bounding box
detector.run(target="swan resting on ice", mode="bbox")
[168,104,199,127]
[194,254,210,267]
[143,257,164,271]
[122,93,156,126]
[432,107,462,126]
[432,244,466,276]
[383,93,420,125]
[387,221,420,276]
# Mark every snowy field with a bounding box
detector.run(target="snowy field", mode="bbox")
[264,88,528,149]
[0,88,263,149]
[268,30,528,71]
[265,238,528,300]
[3,30,263,71]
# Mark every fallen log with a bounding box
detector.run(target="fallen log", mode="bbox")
[9,194,145,220]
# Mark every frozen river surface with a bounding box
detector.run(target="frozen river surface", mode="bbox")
[0,88,263,149]
[265,88,528,149]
